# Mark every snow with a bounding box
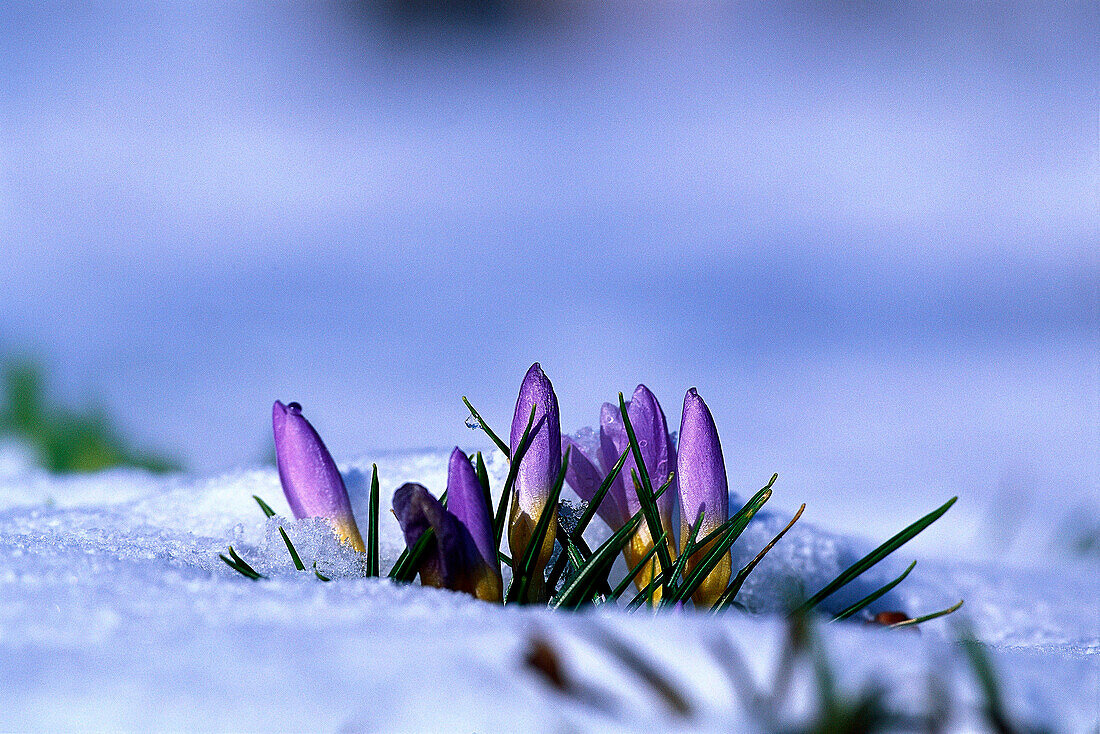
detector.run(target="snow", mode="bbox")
[1,447,1096,732]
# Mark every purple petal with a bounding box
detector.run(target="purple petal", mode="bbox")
[562,437,627,528]
[676,388,730,607]
[392,482,499,599]
[627,384,678,523]
[509,363,561,523]
[446,447,497,571]
[272,400,364,551]
[677,388,728,534]
[598,401,628,476]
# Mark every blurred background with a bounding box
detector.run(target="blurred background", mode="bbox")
[0,2,1096,554]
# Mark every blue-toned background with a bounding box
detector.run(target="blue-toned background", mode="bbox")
[1,2,1096,544]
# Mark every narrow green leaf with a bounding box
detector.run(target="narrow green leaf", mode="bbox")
[551,515,643,609]
[227,546,264,579]
[713,503,805,613]
[660,508,705,606]
[253,495,277,518]
[668,487,771,605]
[313,561,331,582]
[610,530,667,600]
[506,446,569,604]
[830,559,916,622]
[644,558,657,608]
[959,627,1011,731]
[389,526,436,582]
[556,517,586,569]
[890,600,964,628]
[619,393,673,586]
[366,463,381,577]
[278,526,305,571]
[695,474,778,552]
[219,553,261,580]
[498,551,512,567]
[493,403,537,548]
[475,451,492,516]
[794,496,957,615]
[462,396,511,459]
[626,566,667,611]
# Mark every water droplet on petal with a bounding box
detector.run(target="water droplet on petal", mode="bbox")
[639,439,648,448]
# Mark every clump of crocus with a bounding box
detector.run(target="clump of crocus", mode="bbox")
[272,400,365,552]
[392,447,502,601]
[676,388,730,607]
[564,384,678,596]
[508,363,561,602]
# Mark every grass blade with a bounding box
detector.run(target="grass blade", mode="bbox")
[619,393,673,586]
[713,504,805,613]
[695,474,778,552]
[552,515,644,609]
[890,600,964,629]
[625,567,667,611]
[462,396,511,459]
[475,451,492,516]
[389,527,436,582]
[668,487,772,606]
[959,627,1012,732]
[660,508,705,606]
[278,526,305,571]
[253,495,277,518]
[830,559,916,622]
[220,553,262,580]
[493,403,537,548]
[610,530,667,600]
[313,561,331,582]
[506,446,569,604]
[366,463,380,577]
[227,546,264,579]
[793,496,957,615]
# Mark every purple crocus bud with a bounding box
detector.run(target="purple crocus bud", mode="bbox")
[677,388,730,607]
[446,447,502,599]
[392,482,501,602]
[507,363,560,599]
[616,385,680,597]
[561,436,628,529]
[272,400,365,552]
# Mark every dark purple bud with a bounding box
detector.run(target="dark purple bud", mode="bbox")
[272,400,364,552]
[393,483,502,602]
[677,388,731,606]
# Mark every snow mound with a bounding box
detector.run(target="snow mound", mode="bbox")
[0,450,1096,731]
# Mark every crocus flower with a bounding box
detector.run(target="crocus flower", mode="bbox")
[677,387,730,607]
[507,362,560,600]
[562,385,678,597]
[272,400,365,552]
[604,385,679,594]
[392,448,502,602]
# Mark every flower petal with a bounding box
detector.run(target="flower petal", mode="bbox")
[272,400,364,552]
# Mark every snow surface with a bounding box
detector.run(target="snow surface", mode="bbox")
[1,447,1096,732]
